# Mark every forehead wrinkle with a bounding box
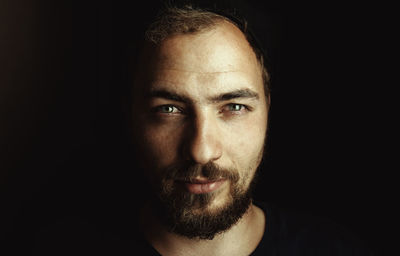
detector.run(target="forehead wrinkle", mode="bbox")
[156,67,240,74]
[153,68,254,82]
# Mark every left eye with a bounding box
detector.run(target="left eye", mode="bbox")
[226,104,246,112]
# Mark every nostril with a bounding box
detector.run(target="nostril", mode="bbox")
[189,135,222,164]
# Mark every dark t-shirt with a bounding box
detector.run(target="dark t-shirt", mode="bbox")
[251,202,373,256]
[28,202,373,255]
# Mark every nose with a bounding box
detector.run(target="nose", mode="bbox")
[185,112,222,165]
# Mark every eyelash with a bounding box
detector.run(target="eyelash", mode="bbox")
[153,103,250,116]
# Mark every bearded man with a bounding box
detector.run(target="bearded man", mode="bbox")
[131,5,269,255]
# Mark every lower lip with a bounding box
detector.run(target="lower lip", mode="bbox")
[184,179,226,194]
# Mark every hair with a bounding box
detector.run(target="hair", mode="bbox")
[143,4,271,97]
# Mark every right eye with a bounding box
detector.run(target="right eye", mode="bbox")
[154,105,182,114]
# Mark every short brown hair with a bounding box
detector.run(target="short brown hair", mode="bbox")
[144,5,271,97]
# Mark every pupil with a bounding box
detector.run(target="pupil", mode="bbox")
[232,104,240,111]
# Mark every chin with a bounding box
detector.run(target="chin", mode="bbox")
[166,190,252,240]
[193,198,231,216]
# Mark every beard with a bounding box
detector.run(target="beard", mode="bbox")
[147,161,259,240]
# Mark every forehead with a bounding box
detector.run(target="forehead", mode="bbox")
[137,21,264,96]
[158,21,258,70]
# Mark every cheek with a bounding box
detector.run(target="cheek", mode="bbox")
[226,114,267,161]
[142,124,183,168]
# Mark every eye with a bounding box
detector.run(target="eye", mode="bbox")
[219,103,250,117]
[226,103,245,112]
[223,103,249,113]
[154,105,182,114]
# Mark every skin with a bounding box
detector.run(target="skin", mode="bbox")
[133,20,269,256]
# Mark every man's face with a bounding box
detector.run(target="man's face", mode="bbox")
[133,21,269,239]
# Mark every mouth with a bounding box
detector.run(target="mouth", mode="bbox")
[178,178,226,194]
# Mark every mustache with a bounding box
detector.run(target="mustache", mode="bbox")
[162,162,240,183]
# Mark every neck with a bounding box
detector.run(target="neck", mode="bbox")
[139,201,265,256]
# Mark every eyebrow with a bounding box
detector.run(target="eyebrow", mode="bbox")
[208,89,259,102]
[146,88,259,104]
[146,90,192,103]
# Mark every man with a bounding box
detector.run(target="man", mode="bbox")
[130,4,269,256]
[128,3,373,256]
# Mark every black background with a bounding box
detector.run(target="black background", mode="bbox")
[1,1,394,255]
